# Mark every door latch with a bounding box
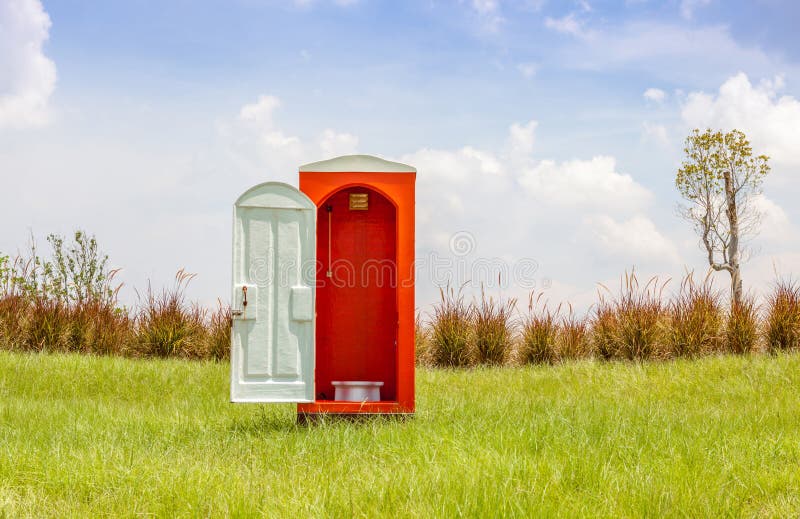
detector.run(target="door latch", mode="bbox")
[233,285,254,318]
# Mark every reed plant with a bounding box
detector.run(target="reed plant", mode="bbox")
[414,312,430,366]
[765,279,800,352]
[25,296,70,352]
[0,255,34,351]
[725,294,760,354]
[471,287,516,366]
[0,295,27,350]
[133,269,208,358]
[556,306,590,361]
[519,293,560,364]
[594,271,669,361]
[204,300,232,360]
[591,301,618,360]
[666,273,723,357]
[428,284,473,367]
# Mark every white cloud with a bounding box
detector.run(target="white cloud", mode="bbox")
[406,145,506,188]
[508,120,537,157]
[517,62,538,78]
[680,0,712,20]
[319,129,359,157]
[0,0,56,129]
[401,120,666,309]
[518,155,652,212]
[752,194,793,243]
[544,14,587,38]
[406,121,652,218]
[583,214,681,264]
[238,95,281,126]
[472,0,498,14]
[261,131,302,151]
[641,122,670,148]
[643,87,666,103]
[547,22,788,85]
[225,94,359,182]
[748,252,800,291]
[681,73,800,166]
[469,0,504,32]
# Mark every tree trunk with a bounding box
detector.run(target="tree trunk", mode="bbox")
[730,264,743,307]
[723,169,742,306]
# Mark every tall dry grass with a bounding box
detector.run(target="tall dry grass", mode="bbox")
[666,273,723,357]
[415,312,431,366]
[133,270,208,359]
[556,306,590,361]
[471,287,516,366]
[765,280,800,353]
[0,233,231,360]
[0,240,132,355]
[593,272,669,361]
[725,295,760,355]
[591,302,617,361]
[519,293,560,365]
[206,300,232,361]
[5,231,800,366]
[419,272,800,368]
[427,285,473,367]
[0,295,27,350]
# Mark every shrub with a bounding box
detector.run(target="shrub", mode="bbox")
[725,294,759,354]
[133,270,208,358]
[42,231,116,306]
[0,254,9,293]
[428,285,473,368]
[666,273,723,357]
[472,287,516,366]
[765,280,800,353]
[556,307,590,361]
[519,293,559,365]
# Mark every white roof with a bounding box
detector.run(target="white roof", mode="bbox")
[299,154,416,173]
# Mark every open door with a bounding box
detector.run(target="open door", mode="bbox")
[231,182,316,402]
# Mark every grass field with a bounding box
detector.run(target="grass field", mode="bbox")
[1,351,799,517]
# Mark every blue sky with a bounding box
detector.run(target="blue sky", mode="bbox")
[2,0,799,311]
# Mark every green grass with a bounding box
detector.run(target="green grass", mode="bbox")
[1,352,799,517]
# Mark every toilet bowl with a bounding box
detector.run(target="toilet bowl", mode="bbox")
[331,381,384,402]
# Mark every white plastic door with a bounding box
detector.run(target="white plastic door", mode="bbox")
[231,182,316,402]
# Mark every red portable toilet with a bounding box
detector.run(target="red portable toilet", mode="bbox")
[230,155,416,419]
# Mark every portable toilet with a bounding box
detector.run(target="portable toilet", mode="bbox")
[230,155,416,419]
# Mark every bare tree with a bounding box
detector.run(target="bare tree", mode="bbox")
[676,129,770,306]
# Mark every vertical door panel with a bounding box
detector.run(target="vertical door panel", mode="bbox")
[231,182,316,403]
